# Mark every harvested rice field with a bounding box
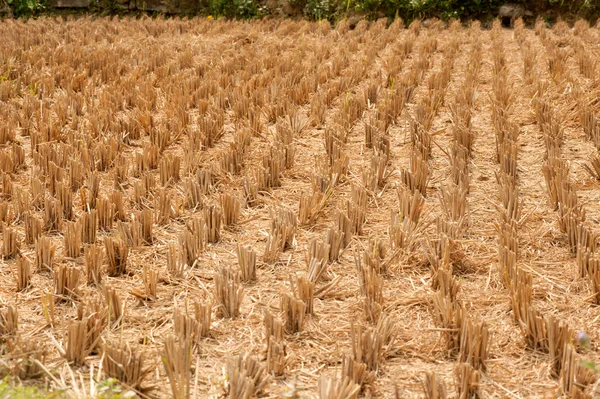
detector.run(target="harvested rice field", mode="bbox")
[1,15,600,399]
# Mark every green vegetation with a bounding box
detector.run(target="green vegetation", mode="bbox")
[0,379,58,399]
[6,0,44,17]
[0,378,132,399]
[95,379,136,399]
[204,0,267,18]
[196,0,600,23]
[5,0,597,21]
[297,0,599,22]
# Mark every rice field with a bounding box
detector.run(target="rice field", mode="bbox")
[1,15,600,399]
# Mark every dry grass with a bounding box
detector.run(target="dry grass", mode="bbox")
[318,374,360,399]
[237,244,257,282]
[14,255,31,291]
[104,236,129,277]
[1,16,600,399]
[226,353,268,399]
[163,335,193,399]
[281,292,306,334]
[455,363,480,399]
[423,371,448,399]
[103,342,151,391]
[62,319,87,364]
[54,264,81,301]
[0,306,18,339]
[84,243,104,285]
[34,235,55,273]
[1,339,45,379]
[2,223,19,259]
[213,267,244,319]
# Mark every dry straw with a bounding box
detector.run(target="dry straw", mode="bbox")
[266,337,286,376]
[298,189,331,226]
[242,176,259,208]
[3,339,45,379]
[196,168,213,194]
[226,353,268,399]
[436,267,460,303]
[44,197,62,232]
[79,295,107,355]
[203,205,222,243]
[318,374,360,399]
[559,344,595,397]
[509,269,532,325]
[389,211,419,251]
[2,16,592,399]
[423,371,448,399]
[340,354,375,391]
[237,244,257,282]
[401,152,429,196]
[347,184,367,236]
[272,207,297,250]
[350,323,384,372]
[163,335,192,399]
[307,239,330,275]
[438,184,468,226]
[57,182,73,221]
[363,239,386,275]
[104,237,129,277]
[431,292,462,357]
[133,179,151,209]
[184,178,204,210]
[104,286,124,328]
[362,154,388,192]
[167,244,185,278]
[221,193,241,226]
[583,154,600,180]
[24,213,42,246]
[264,310,284,347]
[2,223,19,259]
[264,207,297,263]
[281,292,306,334]
[0,201,12,227]
[295,275,315,315]
[35,235,55,273]
[397,186,424,225]
[63,220,82,258]
[219,143,244,176]
[213,267,244,319]
[86,172,101,209]
[84,243,103,285]
[193,301,212,338]
[97,196,115,231]
[264,310,285,375]
[114,154,128,188]
[155,188,174,225]
[103,342,150,391]
[547,316,572,379]
[173,304,210,346]
[131,265,158,301]
[0,305,18,339]
[159,154,181,187]
[63,319,87,364]
[455,363,480,399]
[15,255,31,291]
[54,265,81,301]
[80,210,98,244]
[355,254,384,323]
[458,317,489,371]
[324,227,343,262]
[180,217,206,267]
